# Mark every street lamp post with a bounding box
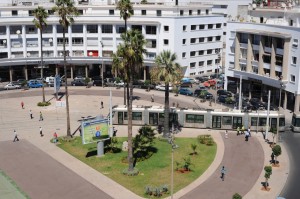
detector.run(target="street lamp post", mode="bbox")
[215,50,222,104]
[100,41,104,88]
[277,79,286,143]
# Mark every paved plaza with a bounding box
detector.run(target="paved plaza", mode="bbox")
[0,87,289,199]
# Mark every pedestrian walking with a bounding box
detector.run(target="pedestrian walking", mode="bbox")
[21,101,24,109]
[151,94,154,102]
[13,130,19,142]
[29,110,33,119]
[101,101,104,109]
[39,127,43,137]
[220,166,226,181]
[53,132,58,143]
[245,131,249,141]
[241,125,245,134]
[248,127,251,137]
[271,152,275,164]
[39,111,43,121]
[237,126,240,136]
[225,130,228,139]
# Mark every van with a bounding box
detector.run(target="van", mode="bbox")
[46,76,55,87]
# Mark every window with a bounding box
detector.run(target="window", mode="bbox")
[28,10,34,16]
[197,10,201,15]
[293,39,298,47]
[189,10,192,15]
[240,33,248,44]
[157,10,162,16]
[199,25,205,29]
[180,10,184,16]
[186,114,204,123]
[216,23,222,28]
[251,117,258,126]
[198,50,204,55]
[182,52,186,58]
[164,39,169,45]
[87,25,98,33]
[264,36,272,48]
[216,36,221,41]
[78,10,83,15]
[208,24,213,29]
[183,26,187,31]
[146,40,156,48]
[207,49,212,54]
[164,26,169,32]
[182,39,186,45]
[190,62,196,68]
[42,25,52,33]
[290,75,295,82]
[292,56,297,64]
[190,38,196,44]
[109,10,114,15]
[222,116,232,125]
[206,9,209,15]
[12,10,18,16]
[223,32,226,35]
[116,25,125,34]
[253,35,260,45]
[215,59,220,64]
[207,60,213,65]
[223,23,227,27]
[131,25,142,32]
[72,25,83,33]
[290,19,293,26]
[132,112,142,120]
[259,118,267,126]
[142,10,146,15]
[191,25,196,30]
[207,37,213,42]
[199,37,204,43]
[102,25,113,33]
[199,61,204,67]
[146,26,156,35]
[190,51,196,57]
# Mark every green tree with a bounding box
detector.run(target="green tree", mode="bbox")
[151,51,181,137]
[116,0,133,105]
[272,145,282,165]
[270,127,277,145]
[264,166,272,189]
[191,143,197,155]
[133,125,156,161]
[52,0,79,137]
[232,193,242,199]
[33,6,48,103]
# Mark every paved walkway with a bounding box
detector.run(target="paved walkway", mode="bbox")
[0,87,289,199]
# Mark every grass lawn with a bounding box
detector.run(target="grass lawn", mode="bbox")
[58,136,216,197]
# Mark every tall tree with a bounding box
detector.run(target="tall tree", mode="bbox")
[52,0,79,137]
[116,0,133,106]
[151,51,181,137]
[33,6,48,103]
[114,29,146,171]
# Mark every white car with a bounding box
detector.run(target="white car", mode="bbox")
[156,85,173,91]
[114,81,125,86]
[4,83,21,90]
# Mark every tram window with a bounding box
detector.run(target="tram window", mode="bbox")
[212,116,221,128]
[279,118,285,126]
[185,114,204,123]
[222,116,232,125]
[124,112,128,120]
[259,118,267,126]
[251,117,258,126]
[132,112,142,120]
[295,118,300,127]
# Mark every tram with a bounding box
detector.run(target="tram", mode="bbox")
[112,105,286,131]
[291,113,300,132]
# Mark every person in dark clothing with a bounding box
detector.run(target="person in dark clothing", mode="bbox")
[13,130,19,142]
[271,152,275,164]
[220,166,226,181]
[101,101,104,109]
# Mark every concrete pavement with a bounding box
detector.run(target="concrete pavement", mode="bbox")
[0,87,289,198]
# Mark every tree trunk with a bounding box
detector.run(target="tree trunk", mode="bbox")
[63,27,71,137]
[123,19,127,106]
[163,82,170,137]
[40,29,45,103]
[127,67,134,171]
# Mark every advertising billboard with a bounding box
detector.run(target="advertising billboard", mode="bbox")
[81,119,109,144]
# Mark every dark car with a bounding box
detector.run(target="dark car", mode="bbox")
[92,77,107,86]
[249,98,265,110]
[180,82,192,88]
[199,90,213,99]
[71,79,86,86]
[217,90,232,97]
[194,88,206,97]
[178,88,193,96]
[218,95,235,104]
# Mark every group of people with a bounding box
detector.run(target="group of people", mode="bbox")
[236,126,251,141]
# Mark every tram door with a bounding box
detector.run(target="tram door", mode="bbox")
[118,112,123,124]
[149,113,159,125]
[233,117,242,129]
[212,116,221,128]
[271,118,277,129]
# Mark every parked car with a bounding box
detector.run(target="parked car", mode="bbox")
[180,82,193,88]
[194,88,206,97]
[71,79,86,86]
[156,85,173,91]
[27,80,43,88]
[199,90,213,99]
[217,90,232,97]
[218,95,231,104]
[74,76,85,81]
[92,76,107,86]
[178,88,193,96]
[4,82,21,90]
[249,98,265,110]
[114,81,125,86]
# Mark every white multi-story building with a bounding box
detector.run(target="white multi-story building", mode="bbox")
[224,6,300,112]
[0,0,223,81]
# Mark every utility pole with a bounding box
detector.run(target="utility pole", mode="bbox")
[100,41,104,88]
[238,75,242,111]
[265,90,271,140]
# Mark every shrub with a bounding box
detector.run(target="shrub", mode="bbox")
[60,136,75,142]
[232,193,242,199]
[206,137,215,146]
[272,145,282,165]
[183,157,193,171]
[197,135,214,146]
[37,101,51,107]
[122,168,139,176]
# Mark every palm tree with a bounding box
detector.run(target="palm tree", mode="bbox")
[52,0,79,137]
[33,6,48,103]
[116,0,133,105]
[151,51,181,137]
[114,29,146,171]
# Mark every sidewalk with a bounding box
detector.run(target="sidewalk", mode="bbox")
[0,87,289,199]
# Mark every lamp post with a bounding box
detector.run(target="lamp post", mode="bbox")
[100,41,104,88]
[215,50,222,104]
[277,79,286,143]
